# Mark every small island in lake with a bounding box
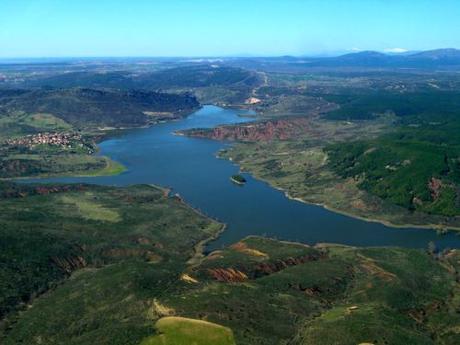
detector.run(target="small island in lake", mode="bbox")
[230,174,247,185]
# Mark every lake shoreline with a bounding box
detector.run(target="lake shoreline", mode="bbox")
[213,147,460,235]
[22,105,460,250]
[235,164,460,234]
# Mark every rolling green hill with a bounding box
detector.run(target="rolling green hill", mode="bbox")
[327,116,460,217]
[0,183,222,344]
[0,88,199,128]
[2,193,459,345]
[23,65,262,91]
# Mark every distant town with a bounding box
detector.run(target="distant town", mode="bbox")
[4,132,91,152]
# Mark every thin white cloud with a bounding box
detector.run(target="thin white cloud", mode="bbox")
[383,48,409,53]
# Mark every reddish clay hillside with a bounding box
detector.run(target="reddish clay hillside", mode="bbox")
[182,117,318,142]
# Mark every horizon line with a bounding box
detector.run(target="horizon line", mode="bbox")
[0,47,459,61]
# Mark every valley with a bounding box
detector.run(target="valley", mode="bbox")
[2,51,460,344]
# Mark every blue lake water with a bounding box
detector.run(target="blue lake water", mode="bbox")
[29,105,460,250]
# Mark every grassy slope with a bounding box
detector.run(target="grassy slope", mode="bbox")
[140,317,236,345]
[0,111,71,141]
[2,153,126,179]
[0,183,222,345]
[161,237,460,345]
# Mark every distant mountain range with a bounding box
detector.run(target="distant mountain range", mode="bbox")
[303,48,460,68]
[227,49,460,70]
[2,49,460,71]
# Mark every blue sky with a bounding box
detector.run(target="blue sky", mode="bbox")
[0,0,459,57]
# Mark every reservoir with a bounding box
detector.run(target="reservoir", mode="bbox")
[31,105,460,250]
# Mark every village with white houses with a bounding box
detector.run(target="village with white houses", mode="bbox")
[4,132,93,153]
